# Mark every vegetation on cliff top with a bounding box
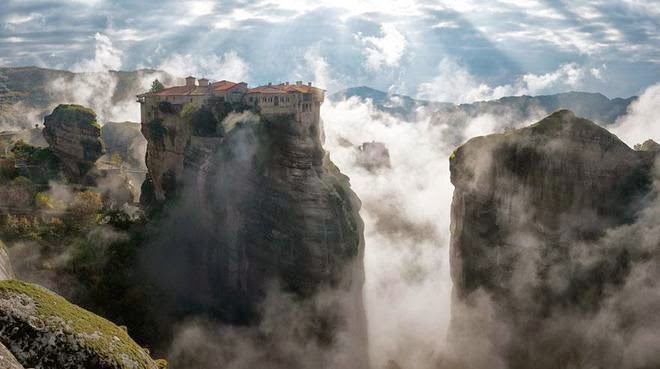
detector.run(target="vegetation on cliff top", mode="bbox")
[49,104,100,129]
[1,141,61,184]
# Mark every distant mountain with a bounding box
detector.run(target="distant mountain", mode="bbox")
[0,66,177,130]
[0,66,637,133]
[332,87,636,125]
[331,86,453,118]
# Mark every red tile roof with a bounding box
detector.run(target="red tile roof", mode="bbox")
[211,80,239,92]
[247,83,324,94]
[246,85,287,94]
[151,85,209,96]
[137,81,323,97]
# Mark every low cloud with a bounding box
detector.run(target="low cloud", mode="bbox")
[322,97,455,368]
[418,59,595,103]
[46,33,171,124]
[611,83,660,147]
[71,32,123,72]
[155,50,249,82]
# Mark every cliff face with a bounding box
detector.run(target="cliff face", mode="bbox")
[43,104,105,182]
[449,110,660,369]
[140,104,192,202]
[141,107,367,367]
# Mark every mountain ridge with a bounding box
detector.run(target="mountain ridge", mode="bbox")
[331,86,636,124]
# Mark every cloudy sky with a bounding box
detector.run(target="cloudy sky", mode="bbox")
[1,0,659,101]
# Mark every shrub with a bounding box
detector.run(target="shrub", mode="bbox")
[66,191,103,229]
[180,102,196,119]
[158,101,176,114]
[148,118,167,145]
[35,192,54,209]
[150,79,165,93]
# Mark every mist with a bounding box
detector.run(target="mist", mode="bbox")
[3,28,659,367]
[318,95,538,367]
[318,79,659,368]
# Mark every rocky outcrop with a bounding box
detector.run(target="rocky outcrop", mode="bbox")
[0,342,23,369]
[141,106,367,367]
[448,110,659,369]
[356,141,391,171]
[140,103,192,202]
[43,104,105,182]
[0,280,163,369]
[0,241,15,280]
[635,139,660,152]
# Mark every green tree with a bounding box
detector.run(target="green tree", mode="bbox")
[67,191,103,229]
[150,79,165,93]
[110,152,123,167]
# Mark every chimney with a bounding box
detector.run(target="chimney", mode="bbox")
[308,82,312,86]
[198,78,209,87]
[296,81,302,86]
[268,82,272,86]
[285,82,289,85]
[185,76,196,87]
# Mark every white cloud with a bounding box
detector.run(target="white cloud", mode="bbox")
[611,83,660,147]
[72,33,123,72]
[322,98,454,368]
[418,59,592,103]
[417,58,517,103]
[522,62,584,92]
[357,24,407,70]
[48,33,168,124]
[590,64,607,80]
[189,1,215,17]
[156,50,249,82]
[432,20,460,29]
[5,13,40,25]
[294,47,339,92]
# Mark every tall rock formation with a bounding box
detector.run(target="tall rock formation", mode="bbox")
[449,110,660,369]
[139,102,367,367]
[43,104,105,182]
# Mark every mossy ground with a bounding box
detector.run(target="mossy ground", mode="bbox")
[0,280,163,369]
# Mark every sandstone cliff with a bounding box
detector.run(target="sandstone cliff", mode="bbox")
[43,104,105,182]
[449,110,660,369]
[0,280,164,369]
[0,342,23,369]
[140,104,367,367]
